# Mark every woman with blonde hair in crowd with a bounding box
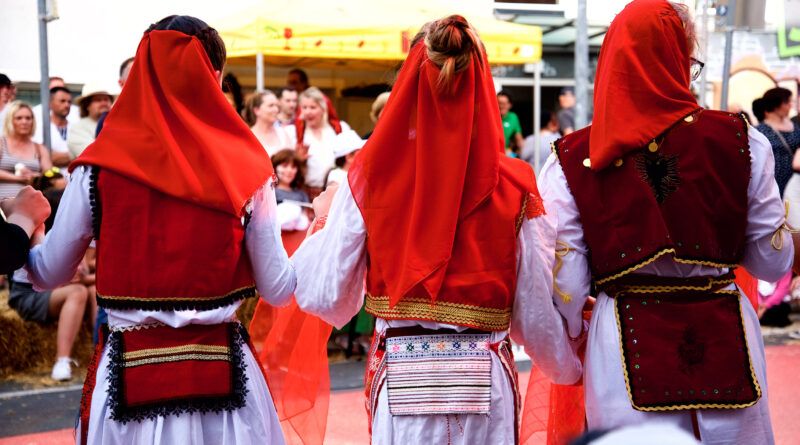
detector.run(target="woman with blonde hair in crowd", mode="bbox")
[289,86,351,197]
[0,101,52,199]
[243,90,291,156]
[364,91,390,139]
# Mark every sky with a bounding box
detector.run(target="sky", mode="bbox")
[0,0,783,86]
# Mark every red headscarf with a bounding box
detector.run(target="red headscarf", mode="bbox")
[589,0,699,170]
[349,35,532,307]
[71,30,273,216]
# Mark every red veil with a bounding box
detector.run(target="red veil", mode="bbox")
[72,30,272,216]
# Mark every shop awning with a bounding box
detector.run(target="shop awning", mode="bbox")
[217,0,542,70]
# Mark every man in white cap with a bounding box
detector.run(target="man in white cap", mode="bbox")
[67,83,115,158]
[325,129,365,187]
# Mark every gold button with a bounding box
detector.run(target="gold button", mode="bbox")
[583,158,591,168]
[684,115,694,123]
[648,141,659,152]
[614,158,624,167]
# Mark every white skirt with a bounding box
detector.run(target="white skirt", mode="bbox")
[80,342,285,445]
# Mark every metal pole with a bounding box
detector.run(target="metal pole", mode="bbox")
[37,0,51,151]
[720,0,737,111]
[698,0,709,107]
[256,52,265,92]
[574,0,589,128]
[533,61,542,174]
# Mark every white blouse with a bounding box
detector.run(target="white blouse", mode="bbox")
[26,166,297,329]
[538,125,793,443]
[291,178,581,443]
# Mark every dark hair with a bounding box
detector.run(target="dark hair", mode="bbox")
[279,86,297,98]
[146,15,226,71]
[751,98,766,123]
[762,87,792,113]
[222,73,244,113]
[271,149,305,190]
[497,90,512,104]
[288,69,309,86]
[540,109,554,129]
[119,57,135,78]
[560,87,575,96]
[49,86,71,97]
[0,73,11,88]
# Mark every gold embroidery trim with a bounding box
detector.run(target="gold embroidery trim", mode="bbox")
[124,344,230,360]
[596,248,737,286]
[365,295,512,331]
[98,285,256,302]
[614,290,762,412]
[516,193,529,234]
[553,240,573,303]
[611,277,736,294]
[125,353,231,368]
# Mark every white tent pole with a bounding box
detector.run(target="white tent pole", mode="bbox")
[256,52,265,92]
[533,61,542,174]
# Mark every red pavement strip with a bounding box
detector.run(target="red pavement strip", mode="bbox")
[2,345,798,445]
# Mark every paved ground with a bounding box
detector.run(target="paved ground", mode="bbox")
[1,333,798,444]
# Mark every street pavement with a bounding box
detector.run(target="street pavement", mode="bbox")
[1,339,798,444]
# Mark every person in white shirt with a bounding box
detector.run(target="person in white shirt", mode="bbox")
[66,83,115,159]
[32,86,74,167]
[243,90,292,156]
[325,129,364,187]
[287,86,351,194]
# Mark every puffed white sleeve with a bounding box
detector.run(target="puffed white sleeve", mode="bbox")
[510,206,583,385]
[740,127,794,281]
[27,166,95,289]
[536,153,592,338]
[291,179,368,328]
[246,178,297,307]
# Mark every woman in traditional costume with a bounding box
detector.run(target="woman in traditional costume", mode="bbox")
[26,16,295,444]
[538,1,793,442]
[291,15,581,444]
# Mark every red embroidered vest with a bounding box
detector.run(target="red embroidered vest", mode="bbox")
[93,169,256,311]
[556,109,751,285]
[364,158,537,331]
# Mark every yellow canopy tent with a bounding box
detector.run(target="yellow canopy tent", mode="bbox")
[217,0,542,72]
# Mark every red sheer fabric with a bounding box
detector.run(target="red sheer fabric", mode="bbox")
[72,30,272,216]
[521,309,591,444]
[735,268,759,310]
[251,229,332,445]
[521,367,585,445]
[349,41,536,307]
[589,0,698,170]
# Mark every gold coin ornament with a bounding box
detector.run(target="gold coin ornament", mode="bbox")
[648,141,659,152]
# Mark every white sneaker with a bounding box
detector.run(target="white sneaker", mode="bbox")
[51,357,75,381]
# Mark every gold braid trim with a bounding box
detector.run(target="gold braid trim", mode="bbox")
[614,290,762,411]
[516,193,529,234]
[553,240,572,303]
[98,285,256,302]
[596,248,737,286]
[125,353,231,368]
[771,202,800,251]
[612,276,736,294]
[365,295,511,331]
[124,344,230,360]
